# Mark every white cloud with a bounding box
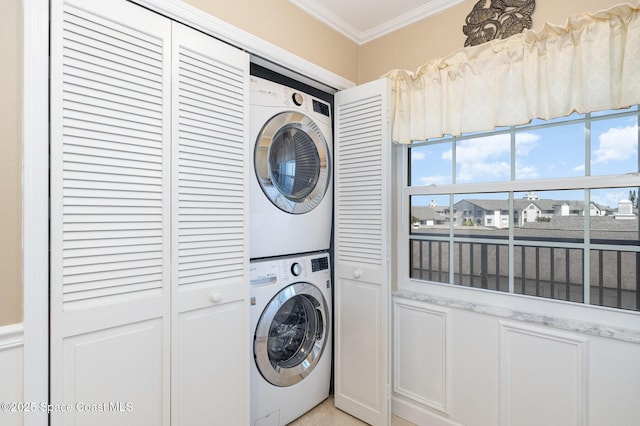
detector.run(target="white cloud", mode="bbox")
[592,189,629,208]
[458,160,510,182]
[411,150,426,161]
[454,134,509,163]
[593,125,638,164]
[515,132,540,156]
[515,165,539,179]
[513,132,541,178]
[415,131,544,184]
[446,135,509,182]
[418,175,448,185]
[445,132,540,182]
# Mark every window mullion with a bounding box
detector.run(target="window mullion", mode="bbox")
[449,195,455,284]
[509,192,515,293]
[584,116,591,305]
[584,189,591,305]
[509,128,516,293]
[450,138,457,284]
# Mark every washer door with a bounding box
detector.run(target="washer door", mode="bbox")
[254,282,329,387]
[255,111,330,214]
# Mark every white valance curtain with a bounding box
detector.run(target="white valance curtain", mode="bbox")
[383,2,640,144]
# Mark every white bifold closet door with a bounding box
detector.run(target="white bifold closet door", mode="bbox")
[334,78,392,426]
[50,0,249,424]
[170,22,250,426]
[50,1,172,423]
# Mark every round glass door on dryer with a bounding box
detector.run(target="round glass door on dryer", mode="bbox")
[254,111,330,215]
[253,282,329,387]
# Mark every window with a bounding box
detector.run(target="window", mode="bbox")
[406,106,640,311]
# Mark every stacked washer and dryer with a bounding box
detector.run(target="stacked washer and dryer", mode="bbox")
[249,76,334,426]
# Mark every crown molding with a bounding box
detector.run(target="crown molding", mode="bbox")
[289,0,362,43]
[361,0,466,44]
[133,0,355,92]
[290,0,465,45]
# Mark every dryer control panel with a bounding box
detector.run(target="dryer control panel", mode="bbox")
[250,76,331,123]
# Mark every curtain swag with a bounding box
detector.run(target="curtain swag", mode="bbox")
[383,2,640,144]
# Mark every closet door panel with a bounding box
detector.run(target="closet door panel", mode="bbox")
[171,22,250,426]
[334,78,392,426]
[50,0,172,424]
[174,301,246,425]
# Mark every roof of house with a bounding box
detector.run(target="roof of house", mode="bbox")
[453,198,613,214]
[456,199,508,211]
[411,206,448,221]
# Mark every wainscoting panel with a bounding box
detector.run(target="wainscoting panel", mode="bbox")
[499,321,589,426]
[0,324,24,426]
[392,292,639,425]
[394,299,450,414]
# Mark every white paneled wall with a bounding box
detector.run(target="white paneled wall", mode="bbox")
[0,324,24,426]
[394,300,450,416]
[392,295,640,426]
[499,322,588,426]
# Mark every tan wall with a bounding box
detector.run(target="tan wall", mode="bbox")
[4,0,629,328]
[358,0,627,83]
[0,0,23,326]
[183,0,360,83]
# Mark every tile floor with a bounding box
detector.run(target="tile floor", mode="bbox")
[287,396,415,425]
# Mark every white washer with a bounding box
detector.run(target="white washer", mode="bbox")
[250,76,333,259]
[250,252,332,426]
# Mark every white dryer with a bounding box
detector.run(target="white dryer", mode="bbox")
[250,76,333,259]
[250,252,332,426]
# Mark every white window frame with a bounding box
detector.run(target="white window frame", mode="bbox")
[395,108,640,319]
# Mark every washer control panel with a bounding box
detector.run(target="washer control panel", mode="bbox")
[311,256,329,272]
[249,262,278,286]
[249,252,331,286]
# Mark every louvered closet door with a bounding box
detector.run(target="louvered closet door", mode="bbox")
[334,79,392,426]
[50,0,172,424]
[171,22,250,426]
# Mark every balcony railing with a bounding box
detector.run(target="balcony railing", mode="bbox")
[410,239,639,311]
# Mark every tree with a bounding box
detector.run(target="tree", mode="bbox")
[629,190,637,209]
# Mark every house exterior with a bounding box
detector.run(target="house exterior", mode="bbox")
[411,205,449,227]
[412,194,633,230]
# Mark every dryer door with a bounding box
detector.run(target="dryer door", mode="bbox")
[254,111,330,214]
[254,282,329,387]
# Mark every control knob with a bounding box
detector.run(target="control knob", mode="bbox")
[292,93,303,106]
[291,262,302,276]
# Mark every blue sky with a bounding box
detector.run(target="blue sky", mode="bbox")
[410,110,639,208]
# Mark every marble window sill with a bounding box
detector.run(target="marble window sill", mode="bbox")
[393,290,640,344]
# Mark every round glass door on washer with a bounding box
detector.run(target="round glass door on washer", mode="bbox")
[254,282,329,387]
[254,111,331,215]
